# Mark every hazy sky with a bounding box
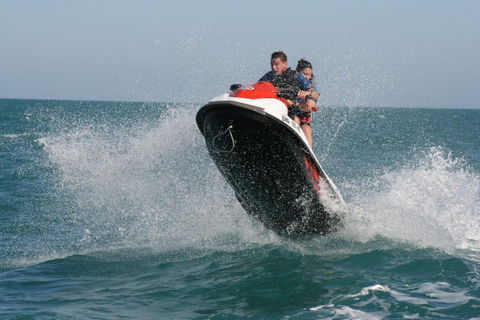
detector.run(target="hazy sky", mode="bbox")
[1,0,479,108]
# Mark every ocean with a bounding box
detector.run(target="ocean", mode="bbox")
[1,98,479,319]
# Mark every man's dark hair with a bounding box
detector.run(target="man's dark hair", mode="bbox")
[271,51,287,62]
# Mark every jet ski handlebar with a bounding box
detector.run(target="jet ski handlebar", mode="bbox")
[230,84,242,91]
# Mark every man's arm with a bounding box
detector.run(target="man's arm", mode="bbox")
[308,87,320,100]
[296,72,318,100]
[296,72,312,90]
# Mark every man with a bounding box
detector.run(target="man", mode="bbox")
[259,51,319,147]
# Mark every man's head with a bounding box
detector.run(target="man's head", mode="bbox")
[270,51,288,76]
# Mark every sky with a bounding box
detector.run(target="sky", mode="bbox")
[1,0,479,108]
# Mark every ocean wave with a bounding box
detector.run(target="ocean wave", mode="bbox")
[342,146,480,253]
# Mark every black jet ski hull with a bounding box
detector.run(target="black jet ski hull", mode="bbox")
[196,100,342,238]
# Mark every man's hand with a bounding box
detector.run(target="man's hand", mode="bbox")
[297,90,311,100]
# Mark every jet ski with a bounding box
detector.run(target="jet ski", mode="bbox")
[196,81,345,238]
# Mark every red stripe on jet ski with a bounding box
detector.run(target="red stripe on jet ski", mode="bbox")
[303,152,321,194]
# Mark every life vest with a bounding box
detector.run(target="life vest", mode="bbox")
[268,68,300,92]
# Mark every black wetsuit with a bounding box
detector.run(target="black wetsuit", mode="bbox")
[258,68,301,91]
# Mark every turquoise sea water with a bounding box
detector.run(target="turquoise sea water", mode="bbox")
[1,98,479,319]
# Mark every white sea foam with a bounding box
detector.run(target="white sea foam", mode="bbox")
[331,306,385,320]
[34,102,480,262]
[1,133,27,139]
[38,104,277,257]
[413,282,470,305]
[341,146,480,253]
[311,305,387,320]
[344,284,390,299]
[310,281,477,319]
